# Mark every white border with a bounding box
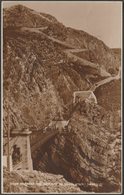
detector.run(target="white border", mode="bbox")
[1,1,3,194]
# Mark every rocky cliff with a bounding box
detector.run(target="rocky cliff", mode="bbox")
[3,4,120,133]
[3,4,121,193]
[33,101,121,192]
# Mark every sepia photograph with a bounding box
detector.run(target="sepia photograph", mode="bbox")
[1,0,122,193]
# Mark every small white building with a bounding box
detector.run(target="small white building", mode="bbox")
[73,90,97,104]
[48,120,69,131]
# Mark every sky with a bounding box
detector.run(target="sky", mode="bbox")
[3,1,122,48]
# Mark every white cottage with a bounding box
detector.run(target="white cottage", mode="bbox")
[73,90,97,104]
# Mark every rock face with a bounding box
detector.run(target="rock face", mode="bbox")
[3,4,121,193]
[32,101,121,192]
[94,79,121,111]
[3,4,120,133]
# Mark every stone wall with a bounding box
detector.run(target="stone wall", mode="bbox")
[3,130,33,171]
